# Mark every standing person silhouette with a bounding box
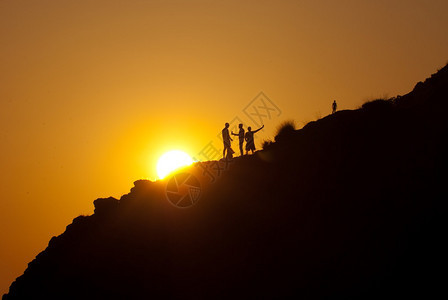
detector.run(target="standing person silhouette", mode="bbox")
[222,122,233,159]
[245,125,264,155]
[332,100,337,114]
[231,124,245,156]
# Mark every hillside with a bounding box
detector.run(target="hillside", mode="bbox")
[3,64,448,299]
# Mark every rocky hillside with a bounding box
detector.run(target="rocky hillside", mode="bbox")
[4,64,448,299]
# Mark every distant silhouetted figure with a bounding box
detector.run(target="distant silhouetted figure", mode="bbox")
[245,125,264,155]
[222,122,233,159]
[231,124,245,156]
[332,100,337,114]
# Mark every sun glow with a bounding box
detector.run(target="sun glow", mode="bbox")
[156,150,194,179]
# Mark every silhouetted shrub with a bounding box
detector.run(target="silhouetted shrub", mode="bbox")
[262,139,274,150]
[361,98,394,113]
[274,120,296,142]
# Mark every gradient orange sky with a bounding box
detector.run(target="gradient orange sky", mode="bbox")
[1,0,447,294]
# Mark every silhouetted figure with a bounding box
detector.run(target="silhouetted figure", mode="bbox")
[222,122,233,159]
[332,100,337,114]
[231,124,245,156]
[245,125,264,155]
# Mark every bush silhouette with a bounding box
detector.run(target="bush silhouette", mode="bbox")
[361,98,394,113]
[261,139,274,150]
[274,120,296,142]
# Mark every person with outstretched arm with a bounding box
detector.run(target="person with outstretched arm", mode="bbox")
[231,123,245,156]
[245,125,264,155]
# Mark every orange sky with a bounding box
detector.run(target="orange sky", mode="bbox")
[1,0,447,294]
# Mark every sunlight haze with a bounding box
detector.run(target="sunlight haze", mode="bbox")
[156,150,194,179]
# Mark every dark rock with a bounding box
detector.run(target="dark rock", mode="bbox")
[93,197,119,215]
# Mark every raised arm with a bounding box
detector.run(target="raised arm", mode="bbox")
[254,125,264,133]
[231,131,238,136]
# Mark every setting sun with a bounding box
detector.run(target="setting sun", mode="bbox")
[156,150,194,179]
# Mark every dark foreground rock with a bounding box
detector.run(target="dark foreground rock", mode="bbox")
[4,64,448,299]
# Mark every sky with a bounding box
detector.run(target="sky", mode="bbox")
[1,0,447,294]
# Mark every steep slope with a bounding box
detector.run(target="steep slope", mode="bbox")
[4,64,448,299]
